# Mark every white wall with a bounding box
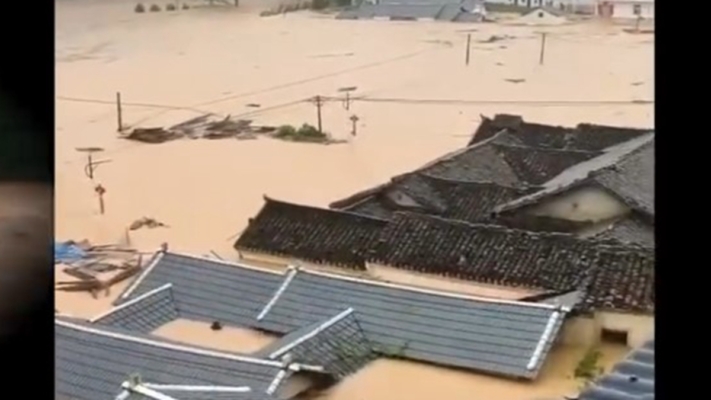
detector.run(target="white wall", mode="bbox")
[561,312,654,348]
[525,186,629,223]
[609,1,655,19]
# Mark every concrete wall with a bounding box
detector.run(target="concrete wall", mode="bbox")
[561,312,654,348]
[609,1,654,19]
[525,186,629,223]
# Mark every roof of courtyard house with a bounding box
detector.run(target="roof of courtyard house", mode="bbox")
[372,212,655,313]
[235,197,388,270]
[330,172,537,223]
[252,267,571,380]
[108,251,285,328]
[495,133,655,219]
[468,114,653,152]
[234,198,654,314]
[577,339,655,400]
[330,131,601,211]
[102,251,572,380]
[337,0,485,22]
[56,317,308,400]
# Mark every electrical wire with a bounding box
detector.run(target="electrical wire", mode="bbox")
[321,96,653,107]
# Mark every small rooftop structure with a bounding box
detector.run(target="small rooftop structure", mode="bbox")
[56,317,322,400]
[338,0,486,22]
[577,339,655,400]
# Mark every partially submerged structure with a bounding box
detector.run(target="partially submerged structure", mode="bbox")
[56,316,325,400]
[94,251,572,381]
[577,338,654,400]
[337,0,487,22]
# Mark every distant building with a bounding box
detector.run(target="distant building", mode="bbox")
[338,0,487,22]
[596,0,655,20]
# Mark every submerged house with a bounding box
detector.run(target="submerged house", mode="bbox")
[234,199,654,348]
[338,0,487,22]
[86,252,575,389]
[56,316,326,400]
[494,134,654,247]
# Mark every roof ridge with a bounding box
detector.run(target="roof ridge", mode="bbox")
[297,262,567,311]
[56,318,294,368]
[491,141,601,156]
[90,283,174,323]
[264,196,390,223]
[389,211,653,253]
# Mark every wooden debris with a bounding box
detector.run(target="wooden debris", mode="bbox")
[129,217,168,231]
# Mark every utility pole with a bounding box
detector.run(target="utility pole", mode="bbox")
[465,33,472,66]
[539,32,547,65]
[350,115,359,137]
[311,95,324,134]
[95,184,106,215]
[116,92,124,132]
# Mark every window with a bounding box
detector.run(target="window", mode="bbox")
[601,328,629,345]
[633,3,642,15]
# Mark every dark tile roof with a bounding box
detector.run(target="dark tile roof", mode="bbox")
[235,197,389,270]
[92,283,179,333]
[55,318,291,400]
[496,135,654,218]
[254,308,376,379]
[420,141,599,187]
[595,214,654,249]
[112,252,284,329]
[339,173,534,224]
[372,212,654,313]
[469,114,652,152]
[578,339,655,400]
[253,268,570,380]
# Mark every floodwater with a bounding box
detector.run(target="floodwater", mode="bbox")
[153,318,277,353]
[55,1,652,397]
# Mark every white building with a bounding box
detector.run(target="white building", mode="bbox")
[596,0,655,19]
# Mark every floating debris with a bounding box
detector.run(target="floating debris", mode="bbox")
[505,78,526,84]
[479,35,514,43]
[129,217,168,231]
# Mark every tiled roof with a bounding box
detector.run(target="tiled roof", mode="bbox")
[373,212,654,314]
[92,283,179,333]
[595,214,654,249]
[578,339,655,400]
[55,318,293,400]
[420,141,599,186]
[235,197,388,270]
[254,308,376,379]
[252,268,571,380]
[495,135,654,218]
[338,173,535,224]
[469,114,652,152]
[112,252,283,328]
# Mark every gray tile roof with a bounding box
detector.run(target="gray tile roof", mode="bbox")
[469,114,652,152]
[254,308,376,379]
[335,172,536,224]
[578,339,655,400]
[92,283,179,333]
[235,198,388,270]
[113,252,284,328]
[252,268,570,379]
[595,214,654,249]
[495,134,655,217]
[55,318,293,400]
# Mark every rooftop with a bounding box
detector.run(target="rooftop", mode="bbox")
[495,134,655,219]
[56,317,311,400]
[333,172,536,224]
[104,251,571,380]
[236,197,388,270]
[469,114,652,153]
[235,200,655,314]
[577,339,655,400]
[373,212,654,313]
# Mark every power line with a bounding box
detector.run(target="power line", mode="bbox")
[322,96,653,107]
[56,96,210,114]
